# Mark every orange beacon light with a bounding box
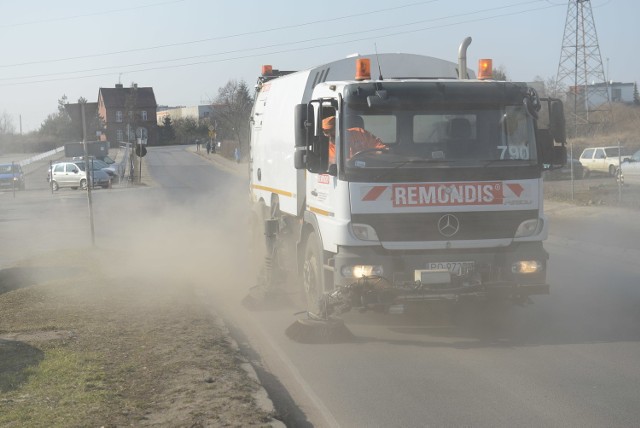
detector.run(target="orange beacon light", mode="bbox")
[478,59,493,80]
[355,58,371,81]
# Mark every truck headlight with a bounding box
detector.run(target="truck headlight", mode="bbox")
[515,219,543,238]
[351,223,379,241]
[512,260,543,274]
[341,265,384,278]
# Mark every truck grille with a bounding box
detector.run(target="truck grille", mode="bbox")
[352,210,537,241]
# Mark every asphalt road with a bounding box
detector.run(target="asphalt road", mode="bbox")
[3,146,640,427]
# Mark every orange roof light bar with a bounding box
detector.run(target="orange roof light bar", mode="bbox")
[478,59,493,80]
[261,65,273,76]
[355,58,371,81]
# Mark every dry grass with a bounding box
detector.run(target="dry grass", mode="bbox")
[569,104,640,156]
[0,249,274,427]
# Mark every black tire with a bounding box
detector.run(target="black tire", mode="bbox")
[51,181,59,191]
[609,164,617,176]
[303,232,326,318]
[80,179,87,190]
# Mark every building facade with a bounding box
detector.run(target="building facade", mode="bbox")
[156,105,214,125]
[568,82,637,107]
[98,83,158,146]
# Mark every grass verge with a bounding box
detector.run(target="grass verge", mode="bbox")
[0,249,274,427]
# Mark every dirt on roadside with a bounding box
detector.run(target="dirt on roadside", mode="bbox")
[544,175,640,210]
[0,249,278,427]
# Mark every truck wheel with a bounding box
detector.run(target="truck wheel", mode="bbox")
[80,179,87,189]
[609,164,617,176]
[303,232,326,318]
[51,181,59,191]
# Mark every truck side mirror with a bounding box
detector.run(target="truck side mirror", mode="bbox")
[537,128,567,167]
[549,100,566,144]
[537,128,554,165]
[294,104,312,148]
[553,146,567,166]
[294,148,306,169]
[294,104,309,170]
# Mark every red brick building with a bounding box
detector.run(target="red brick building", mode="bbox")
[97,83,158,146]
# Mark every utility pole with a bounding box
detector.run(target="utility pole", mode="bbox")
[81,101,96,247]
[556,0,612,138]
[66,101,97,246]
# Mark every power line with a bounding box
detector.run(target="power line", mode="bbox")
[0,0,188,29]
[0,1,440,68]
[0,0,546,82]
[1,1,561,87]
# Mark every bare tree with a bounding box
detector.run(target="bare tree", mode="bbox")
[0,111,15,135]
[544,75,566,100]
[492,65,508,81]
[212,79,253,154]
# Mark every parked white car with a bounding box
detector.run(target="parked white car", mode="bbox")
[616,149,640,185]
[48,161,111,191]
[579,146,631,177]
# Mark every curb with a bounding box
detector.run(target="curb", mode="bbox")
[212,315,287,428]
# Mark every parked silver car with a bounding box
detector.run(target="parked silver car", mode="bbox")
[72,157,120,182]
[48,161,111,191]
[616,149,640,185]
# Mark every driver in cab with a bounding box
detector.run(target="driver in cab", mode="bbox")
[323,115,385,164]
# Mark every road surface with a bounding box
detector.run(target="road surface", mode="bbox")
[3,145,639,427]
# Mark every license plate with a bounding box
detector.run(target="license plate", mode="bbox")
[427,261,474,275]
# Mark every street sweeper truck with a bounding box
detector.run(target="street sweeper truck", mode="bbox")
[248,37,567,321]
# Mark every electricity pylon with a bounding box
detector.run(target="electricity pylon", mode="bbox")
[556,0,612,137]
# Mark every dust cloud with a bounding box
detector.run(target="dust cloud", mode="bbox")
[0,177,264,310]
[91,185,261,304]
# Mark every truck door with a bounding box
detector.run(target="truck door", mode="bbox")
[304,99,341,229]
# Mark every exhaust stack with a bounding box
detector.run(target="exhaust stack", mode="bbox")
[458,37,472,80]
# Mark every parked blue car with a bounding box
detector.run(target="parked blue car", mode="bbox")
[0,163,25,190]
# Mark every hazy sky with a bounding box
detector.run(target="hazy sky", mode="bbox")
[0,0,637,132]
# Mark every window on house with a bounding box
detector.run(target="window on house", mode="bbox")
[141,111,148,121]
[116,111,123,122]
[116,129,124,142]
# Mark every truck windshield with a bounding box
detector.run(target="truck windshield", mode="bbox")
[341,85,538,170]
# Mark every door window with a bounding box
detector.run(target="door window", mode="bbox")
[581,149,594,160]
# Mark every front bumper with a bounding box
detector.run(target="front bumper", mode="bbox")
[329,241,549,304]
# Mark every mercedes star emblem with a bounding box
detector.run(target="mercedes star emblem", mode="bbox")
[437,214,460,237]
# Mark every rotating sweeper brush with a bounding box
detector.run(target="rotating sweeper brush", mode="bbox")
[285,315,354,344]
